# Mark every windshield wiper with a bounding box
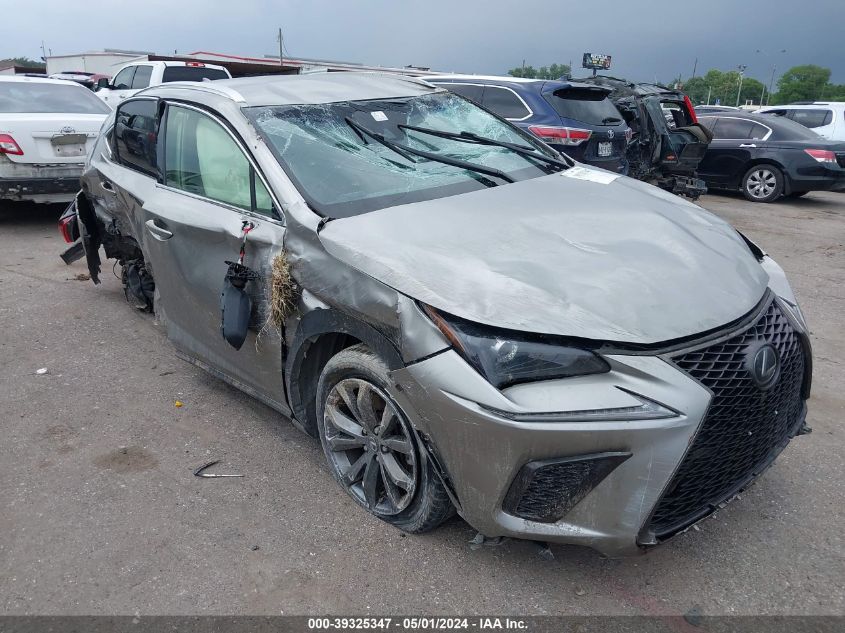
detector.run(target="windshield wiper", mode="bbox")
[398,124,573,170]
[345,117,515,184]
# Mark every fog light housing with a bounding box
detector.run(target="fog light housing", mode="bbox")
[503,452,631,523]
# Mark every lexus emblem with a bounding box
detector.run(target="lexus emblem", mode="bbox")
[607,129,615,140]
[60,126,76,134]
[747,343,780,390]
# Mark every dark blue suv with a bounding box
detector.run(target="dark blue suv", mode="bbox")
[429,75,630,173]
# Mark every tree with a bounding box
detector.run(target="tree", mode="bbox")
[507,63,570,80]
[0,56,44,69]
[773,65,831,104]
[681,69,768,105]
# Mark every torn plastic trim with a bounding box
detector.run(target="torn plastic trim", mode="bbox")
[478,389,679,423]
[737,230,766,262]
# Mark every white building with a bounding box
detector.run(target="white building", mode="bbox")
[45,49,151,76]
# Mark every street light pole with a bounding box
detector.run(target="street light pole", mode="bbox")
[736,64,747,107]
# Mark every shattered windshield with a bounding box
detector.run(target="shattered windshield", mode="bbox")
[246,92,560,217]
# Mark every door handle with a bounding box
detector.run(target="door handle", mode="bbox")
[101,180,114,192]
[145,219,173,241]
[739,143,757,148]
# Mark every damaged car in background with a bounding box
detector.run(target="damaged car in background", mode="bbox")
[61,73,812,556]
[578,75,713,198]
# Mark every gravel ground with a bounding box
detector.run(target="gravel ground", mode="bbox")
[1,190,843,616]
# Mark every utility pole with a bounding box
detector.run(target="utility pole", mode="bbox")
[691,57,698,79]
[735,64,747,107]
[521,59,525,77]
[278,28,283,67]
[40,40,47,61]
[706,86,711,105]
[759,84,766,107]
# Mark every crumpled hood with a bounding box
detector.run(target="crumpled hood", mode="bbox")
[318,169,769,344]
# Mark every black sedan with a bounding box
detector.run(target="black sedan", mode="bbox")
[697,112,845,202]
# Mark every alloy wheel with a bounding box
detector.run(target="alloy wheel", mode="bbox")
[746,168,777,199]
[323,378,418,515]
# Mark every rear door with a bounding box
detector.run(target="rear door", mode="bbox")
[697,116,759,185]
[140,102,288,408]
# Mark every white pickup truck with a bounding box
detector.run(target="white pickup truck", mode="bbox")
[95,61,231,108]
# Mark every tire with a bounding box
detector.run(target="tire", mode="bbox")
[787,190,809,198]
[316,344,455,533]
[741,164,783,203]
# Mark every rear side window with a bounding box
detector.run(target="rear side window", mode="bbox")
[114,99,160,178]
[545,88,622,125]
[161,66,229,83]
[749,123,771,140]
[481,86,531,120]
[789,109,833,129]
[438,83,484,104]
[131,65,153,89]
[710,117,754,139]
[112,66,136,90]
[164,105,273,215]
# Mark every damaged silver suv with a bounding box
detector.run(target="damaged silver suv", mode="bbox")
[65,73,812,556]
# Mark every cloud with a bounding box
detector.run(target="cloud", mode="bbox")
[4,0,843,83]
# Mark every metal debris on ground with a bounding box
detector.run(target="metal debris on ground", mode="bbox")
[192,460,244,478]
[35,368,48,375]
[469,532,506,550]
[535,541,555,561]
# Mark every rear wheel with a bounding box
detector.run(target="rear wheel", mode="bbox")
[316,344,454,533]
[741,164,783,203]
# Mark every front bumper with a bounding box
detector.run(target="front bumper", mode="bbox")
[389,295,809,557]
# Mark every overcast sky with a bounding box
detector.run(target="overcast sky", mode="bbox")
[5,0,844,84]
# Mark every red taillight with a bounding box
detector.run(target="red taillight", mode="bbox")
[58,214,75,244]
[804,149,836,163]
[528,125,592,146]
[185,61,206,67]
[0,133,24,156]
[683,94,698,124]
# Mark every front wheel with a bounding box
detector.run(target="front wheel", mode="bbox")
[742,164,783,203]
[316,344,455,533]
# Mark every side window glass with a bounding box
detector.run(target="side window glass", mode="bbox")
[481,86,530,119]
[131,65,153,89]
[790,109,832,129]
[711,118,753,139]
[443,83,484,104]
[114,99,159,177]
[164,105,273,216]
[749,123,770,140]
[113,66,136,90]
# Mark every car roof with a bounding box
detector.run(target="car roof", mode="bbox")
[147,71,441,107]
[428,74,609,94]
[760,103,844,110]
[0,75,87,87]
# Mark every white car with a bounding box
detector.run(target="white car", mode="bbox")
[0,76,110,204]
[758,102,845,141]
[95,61,232,108]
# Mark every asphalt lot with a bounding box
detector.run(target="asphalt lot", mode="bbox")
[1,190,843,617]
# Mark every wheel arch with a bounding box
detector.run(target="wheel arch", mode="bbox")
[285,308,404,437]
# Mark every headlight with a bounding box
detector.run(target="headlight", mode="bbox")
[422,305,610,389]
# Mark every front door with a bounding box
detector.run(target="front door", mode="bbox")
[140,102,289,410]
